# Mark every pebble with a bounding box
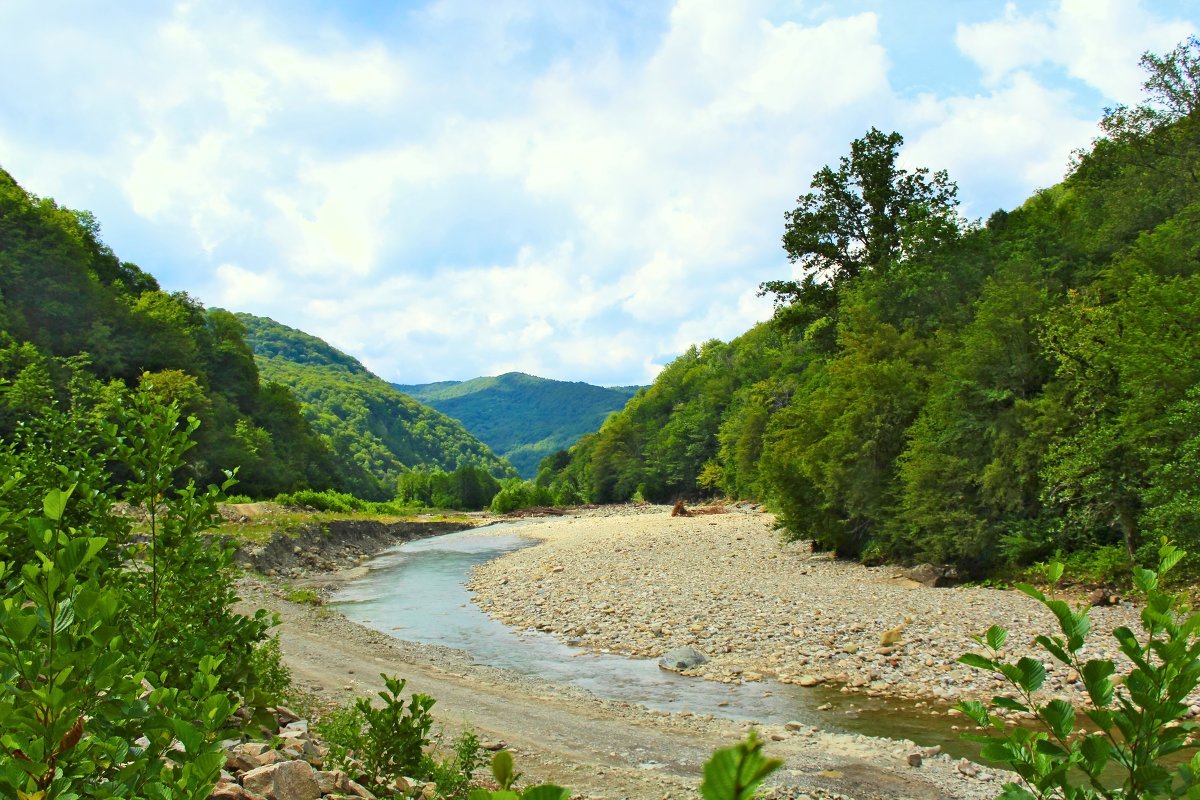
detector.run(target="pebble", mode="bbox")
[466,507,1173,707]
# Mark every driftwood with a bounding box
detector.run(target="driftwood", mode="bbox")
[670,500,727,517]
[503,506,568,518]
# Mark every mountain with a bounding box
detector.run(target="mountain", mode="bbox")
[393,372,640,478]
[237,314,516,497]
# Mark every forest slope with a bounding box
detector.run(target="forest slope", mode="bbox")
[395,372,639,477]
[238,313,516,499]
[542,42,1200,578]
[0,166,341,497]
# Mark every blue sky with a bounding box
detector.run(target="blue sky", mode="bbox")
[1,1,1196,386]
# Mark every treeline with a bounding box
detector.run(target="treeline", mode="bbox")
[542,39,1200,575]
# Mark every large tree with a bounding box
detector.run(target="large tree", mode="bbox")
[760,128,962,333]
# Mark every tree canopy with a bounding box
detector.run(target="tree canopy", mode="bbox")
[544,39,1200,577]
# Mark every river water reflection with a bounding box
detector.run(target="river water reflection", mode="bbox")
[331,523,978,759]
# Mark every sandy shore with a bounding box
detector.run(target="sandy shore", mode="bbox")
[467,505,1169,712]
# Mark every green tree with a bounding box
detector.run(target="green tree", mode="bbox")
[761,127,962,335]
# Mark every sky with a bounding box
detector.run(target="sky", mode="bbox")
[1,1,1196,386]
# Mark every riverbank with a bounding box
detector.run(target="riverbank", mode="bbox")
[466,505,1169,711]
[239,512,1009,799]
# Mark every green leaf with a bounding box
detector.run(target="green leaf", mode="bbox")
[1017,657,1046,692]
[986,625,1009,651]
[491,750,515,790]
[1034,635,1071,665]
[42,486,75,522]
[1016,582,1047,602]
[699,733,783,800]
[958,653,996,671]
[1041,699,1075,739]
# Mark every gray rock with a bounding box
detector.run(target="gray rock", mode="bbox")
[902,563,959,588]
[314,769,350,795]
[658,645,708,671]
[241,760,320,800]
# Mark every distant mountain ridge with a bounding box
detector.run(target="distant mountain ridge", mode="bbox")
[237,314,516,498]
[394,372,641,478]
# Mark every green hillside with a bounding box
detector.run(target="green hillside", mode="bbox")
[542,43,1200,577]
[238,314,516,497]
[0,167,342,498]
[394,372,640,477]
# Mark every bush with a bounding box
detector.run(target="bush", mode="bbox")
[0,490,230,800]
[428,728,486,799]
[957,540,1200,797]
[320,674,436,792]
[489,480,553,514]
[0,386,291,799]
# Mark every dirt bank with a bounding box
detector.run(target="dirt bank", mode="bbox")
[235,517,477,578]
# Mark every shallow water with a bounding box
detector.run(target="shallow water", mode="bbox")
[331,523,980,759]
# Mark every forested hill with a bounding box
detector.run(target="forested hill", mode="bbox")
[237,314,516,497]
[539,40,1200,577]
[394,372,640,478]
[0,166,342,498]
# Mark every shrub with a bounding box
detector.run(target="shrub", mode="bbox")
[320,674,436,792]
[957,540,1200,797]
[428,728,486,799]
[489,480,553,514]
[0,487,230,800]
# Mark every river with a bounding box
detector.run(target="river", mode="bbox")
[330,523,980,760]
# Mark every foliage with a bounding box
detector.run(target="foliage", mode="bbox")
[248,634,293,707]
[956,541,1200,798]
[320,674,436,791]
[0,169,345,498]
[396,465,502,511]
[544,38,1200,576]
[489,480,554,514]
[110,388,279,722]
[0,387,277,799]
[760,126,963,338]
[428,728,487,800]
[699,730,785,800]
[396,372,639,479]
[238,313,515,499]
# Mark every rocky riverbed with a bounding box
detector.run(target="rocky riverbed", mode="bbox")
[467,505,1193,715]
[240,509,1027,798]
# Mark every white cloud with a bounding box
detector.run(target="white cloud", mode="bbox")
[2,0,1197,386]
[957,0,1194,102]
[901,72,1099,214]
[214,263,280,307]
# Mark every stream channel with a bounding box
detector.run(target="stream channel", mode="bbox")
[331,523,979,760]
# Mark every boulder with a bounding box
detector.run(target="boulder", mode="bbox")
[314,770,351,795]
[211,782,265,800]
[241,760,320,800]
[902,563,959,588]
[658,646,708,672]
[344,780,377,799]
